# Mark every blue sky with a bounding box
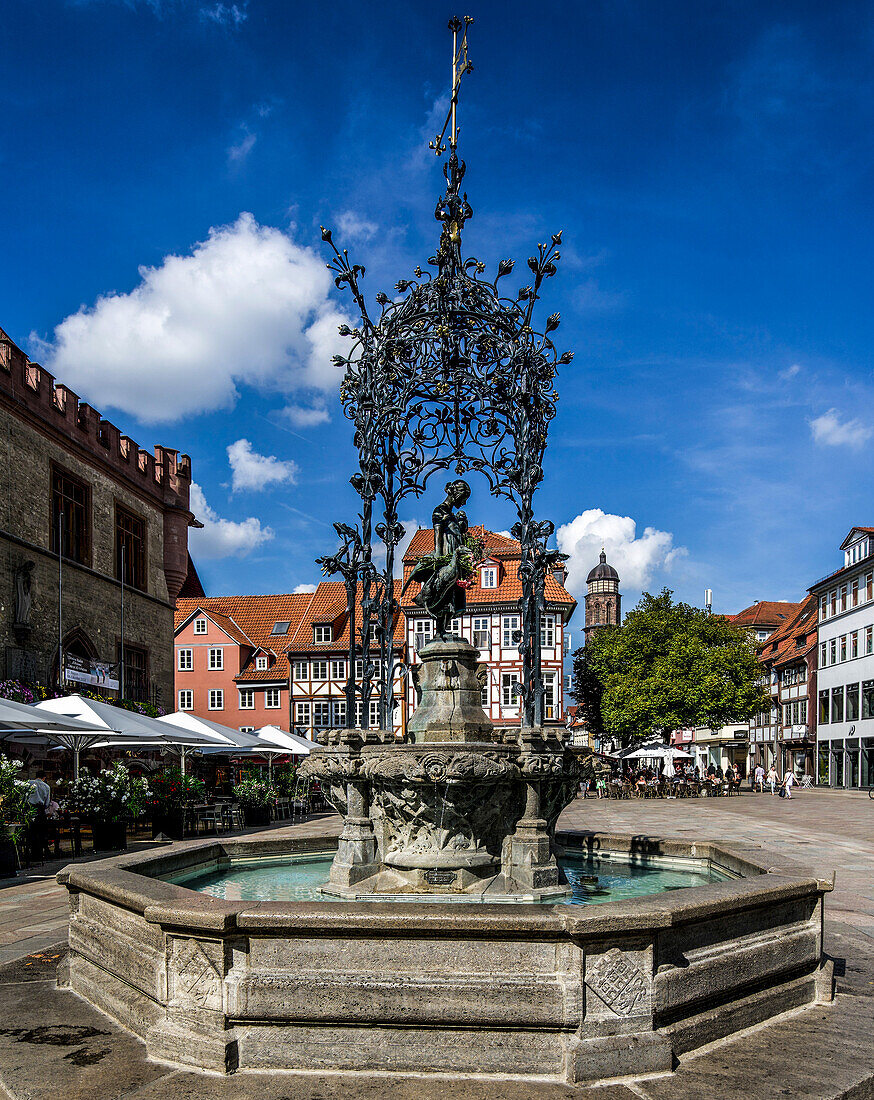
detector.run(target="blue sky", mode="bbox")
[4,0,872,629]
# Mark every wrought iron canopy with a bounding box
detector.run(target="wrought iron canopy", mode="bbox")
[316,17,572,730]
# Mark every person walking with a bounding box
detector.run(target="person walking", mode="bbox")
[754,763,765,793]
[767,765,778,795]
[782,769,796,800]
[26,770,51,863]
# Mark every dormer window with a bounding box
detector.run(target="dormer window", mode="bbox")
[193,618,207,635]
[313,624,332,644]
[256,654,269,670]
[481,565,497,589]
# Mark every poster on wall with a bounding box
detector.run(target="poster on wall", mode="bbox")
[64,654,120,692]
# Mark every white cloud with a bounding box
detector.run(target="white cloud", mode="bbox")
[809,408,872,449]
[556,509,685,595]
[32,213,349,423]
[227,438,298,493]
[293,583,318,594]
[227,131,256,164]
[335,210,378,242]
[188,483,273,559]
[778,363,801,380]
[200,2,247,26]
[283,403,330,428]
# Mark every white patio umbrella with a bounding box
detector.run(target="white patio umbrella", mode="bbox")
[250,725,311,783]
[251,726,312,755]
[621,742,694,778]
[155,712,277,775]
[0,697,115,781]
[194,727,294,782]
[34,696,217,779]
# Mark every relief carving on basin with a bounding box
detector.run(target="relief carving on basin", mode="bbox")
[364,749,525,870]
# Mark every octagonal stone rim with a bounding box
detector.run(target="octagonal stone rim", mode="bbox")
[56,829,833,938]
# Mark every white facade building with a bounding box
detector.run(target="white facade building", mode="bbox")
[811,527,874,788]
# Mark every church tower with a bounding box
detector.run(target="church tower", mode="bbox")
[584,549,620,643]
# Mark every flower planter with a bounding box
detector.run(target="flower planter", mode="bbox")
[243,805,271,827]
[151,810,185,840]
[91,819,127,852]
[0,834,19,878]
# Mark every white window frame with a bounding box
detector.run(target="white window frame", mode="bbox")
[265,688,281,709]
[239,689,255,710]
[193,618,207,635]
[312,660,329,681]
[543,672,558,720]
[178,689,193,711]
[208,689,224,711]
[481,566,497,589]
[540,615,555,648]
[239,726,255,733]
[208,647,223,671]
[293,660,308,681]
[313,624,333,644]
[295,701,311,726]
[501,672,520,708]
[414,619,434,651]
[255,654,268,671]
[313,701,331,729]
[334,700,347,727]
[473,617,490,649]
[331,659,346,680]
[177,648,193,671]
[502,615,520,648]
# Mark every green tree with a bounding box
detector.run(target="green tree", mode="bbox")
[571,589,767,744]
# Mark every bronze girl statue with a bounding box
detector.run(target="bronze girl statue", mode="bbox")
[402,479,472,639]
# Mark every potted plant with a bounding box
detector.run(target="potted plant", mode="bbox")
[60,763,150,851]
[147,768,204,839]
[0,755,32,877]
[233,778,277,827]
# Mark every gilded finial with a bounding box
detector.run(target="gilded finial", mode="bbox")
[429,15,474,157]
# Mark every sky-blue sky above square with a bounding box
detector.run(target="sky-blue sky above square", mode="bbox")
[4,0,871,631]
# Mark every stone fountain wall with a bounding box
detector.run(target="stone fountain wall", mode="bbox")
[57,831,834,1083]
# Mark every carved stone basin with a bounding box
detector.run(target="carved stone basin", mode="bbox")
[300,637,585,898]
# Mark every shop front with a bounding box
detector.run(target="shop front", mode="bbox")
[778,730,814,779]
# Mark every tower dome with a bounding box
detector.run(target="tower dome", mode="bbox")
[586,549,619,584]
[584,549,621,642]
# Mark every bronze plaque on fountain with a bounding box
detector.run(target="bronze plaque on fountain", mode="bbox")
[424,869,457,885]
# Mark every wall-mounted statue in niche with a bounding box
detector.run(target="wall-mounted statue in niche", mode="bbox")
[13,559,35,641]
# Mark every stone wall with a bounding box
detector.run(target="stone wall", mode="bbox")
[0,325,193,705]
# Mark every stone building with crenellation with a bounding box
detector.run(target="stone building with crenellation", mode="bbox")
[0,324,196,706]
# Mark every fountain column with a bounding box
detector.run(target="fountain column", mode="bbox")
[504,727,564,892]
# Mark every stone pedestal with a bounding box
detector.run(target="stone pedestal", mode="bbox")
[407,637,494,743]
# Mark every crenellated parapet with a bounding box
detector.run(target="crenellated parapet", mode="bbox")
[0,325,192,511]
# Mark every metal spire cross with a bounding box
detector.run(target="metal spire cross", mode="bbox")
[429,15,474,156]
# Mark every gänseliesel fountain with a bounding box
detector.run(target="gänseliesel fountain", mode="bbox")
[296,16,588,899]
[57,17,835,1088]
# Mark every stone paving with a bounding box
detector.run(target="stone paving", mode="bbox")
[0,791,872,1099]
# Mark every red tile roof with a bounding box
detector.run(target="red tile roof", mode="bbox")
[757,595,818,670]
[175,593,313,682]
[401,527,576,613]
[728,601,801,629]
[175,582,405,682]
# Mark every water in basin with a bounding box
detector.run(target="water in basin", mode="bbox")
[163,851,729,904]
